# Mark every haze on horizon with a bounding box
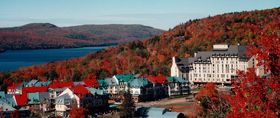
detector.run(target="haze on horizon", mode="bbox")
[0,0,279,30]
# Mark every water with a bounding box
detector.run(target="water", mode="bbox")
[0,47,107,72]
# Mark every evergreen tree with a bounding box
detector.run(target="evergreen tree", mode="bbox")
[119,91,135,118]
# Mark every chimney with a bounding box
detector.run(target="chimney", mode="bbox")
[172,57,176,64]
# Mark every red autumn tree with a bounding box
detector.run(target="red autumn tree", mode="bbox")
[226,23,280,117]
[195,83,230,117]
[69,107,88,118]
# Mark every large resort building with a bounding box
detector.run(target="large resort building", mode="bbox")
[171,44,264,85]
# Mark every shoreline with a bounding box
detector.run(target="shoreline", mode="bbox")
[0,43,118,53]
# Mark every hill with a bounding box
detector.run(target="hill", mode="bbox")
[0,23,163,50]
[2,7,280,82]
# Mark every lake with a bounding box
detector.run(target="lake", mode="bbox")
[0,47,107,72]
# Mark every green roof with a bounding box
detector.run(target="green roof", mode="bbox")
[114,74,134,82]
[28,92,40,104]
[129,78,151,87]
[86,87,106,95]
[98,79,108,87]
[167,77,187,83]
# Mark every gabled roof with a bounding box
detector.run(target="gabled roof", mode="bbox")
[49,81,74,89]
[22,86,48,93]
[105,77,118,86]
[147,76,168,84]
[129,78,151,87]
[114,74,134,82]
[0,99,16,112]
[73,85,90,95]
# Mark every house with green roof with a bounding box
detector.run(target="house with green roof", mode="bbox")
[128,78,153,102]
[27,92,51,112]
[167,77,190,96]
[98,79,109,93]
[112,74,135,92]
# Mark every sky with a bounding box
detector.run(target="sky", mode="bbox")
[0,0,279,30]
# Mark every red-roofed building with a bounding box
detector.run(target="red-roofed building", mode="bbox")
[14,92,28,106]
[22,86,48,93]
[147,75,168,84]
[49,81,74,89]
[73,85,90,95]
[7,82,23,94]
[146,75,168,100]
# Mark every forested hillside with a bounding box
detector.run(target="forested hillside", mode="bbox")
[0,23,163,50]
[1,7,279,84]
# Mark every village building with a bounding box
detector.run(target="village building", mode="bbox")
[55,88,79,117]
[128,77,153,102]
[166,77,190,96]
[171,44,265,85]
[146,76,168,100]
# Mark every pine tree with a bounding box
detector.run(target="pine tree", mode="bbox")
[119,91,135,118]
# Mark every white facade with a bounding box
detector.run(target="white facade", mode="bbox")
[171,44,264,85]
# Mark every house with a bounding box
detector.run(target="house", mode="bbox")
[128,78,153,102]
[135,107,185,118]
[166,77,190,96]
[98,79,109,94]
[171,44,265,85]
[27,92,50,112]
[55,88,79,117]
[55,94,72,117]
[85,87,109,112]
[146,76,168,100]
[73,85,108,110]
[113,74,134,92]
[105,77,118,96]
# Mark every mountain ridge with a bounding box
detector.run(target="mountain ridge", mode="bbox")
[0,23,164,51]
[2,7,280,82]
